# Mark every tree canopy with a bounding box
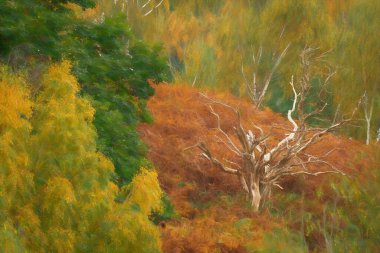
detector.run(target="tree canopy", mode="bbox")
[0,0,171,184]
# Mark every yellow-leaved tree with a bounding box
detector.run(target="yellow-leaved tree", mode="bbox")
[0,65,35,252]
[0,62,163,252]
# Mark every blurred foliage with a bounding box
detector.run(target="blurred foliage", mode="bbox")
[101,0,380,141]
[0,63,163,252]
[258,228,308,253]
[150,194,179,224]
[0,0,171,185]
[140,84,380,252]
[265,150,380,252]
[329,150,380,252]
[1,0,379,252]
[333,0,380,139]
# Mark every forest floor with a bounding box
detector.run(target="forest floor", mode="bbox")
[138,84,376,253]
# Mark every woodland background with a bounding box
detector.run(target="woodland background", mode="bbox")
[0,0,379,252]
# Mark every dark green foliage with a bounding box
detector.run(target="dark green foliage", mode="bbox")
[0,0,171,185]
[0,0,68,60]
[92,100,146,184]
[67,14,170,98]
[43,0,96,9]
[66,14,170,183]
[266,77,293,115]
[150,194,178,224]
[268,75,335,127]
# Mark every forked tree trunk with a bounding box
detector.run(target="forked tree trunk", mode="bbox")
[244,173,263,212]
[250,182,261,212]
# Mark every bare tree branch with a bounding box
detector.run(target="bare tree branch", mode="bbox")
[257,43,291,108]
[142,0,164,16]
[241,44,290,108]
[195,49,359,212]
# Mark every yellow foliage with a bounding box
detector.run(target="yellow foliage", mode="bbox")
[0,65,32,129]
[0,65,34,224]
[99,168,164,252]
[0,62,163,252]
[126,168,163,215]
[0,221,25,253]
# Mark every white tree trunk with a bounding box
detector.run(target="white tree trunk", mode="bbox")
[363,93,374,145]
[366,118,371,145]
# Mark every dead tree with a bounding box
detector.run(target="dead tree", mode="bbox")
[141,0,164,16]
[118,0,164,17]
[198,49,359,212]
[240,44,290,109]
[362,91,374,145]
